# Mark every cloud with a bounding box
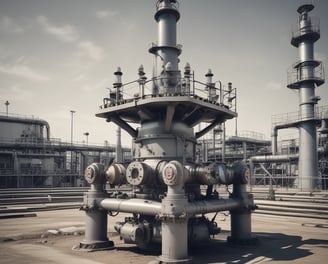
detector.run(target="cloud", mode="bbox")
[36,16,105,62]
[37,15,79,42]
[77,41,105,61]
[1,84,35,102]
[71,73,86,82]
[96,10,119,20]
[0,16,24,33]
[0,63,49,81]
[123,21,136,31]
[265,81,282,90]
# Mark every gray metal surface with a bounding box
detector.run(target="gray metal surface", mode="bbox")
[287,4,325,191]
[79,0,255,263]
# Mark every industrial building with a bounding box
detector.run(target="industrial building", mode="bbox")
[0,1,327,263]
[199,3,328,191]
[198,105,328,191]
[0,2,326,195]
[0,113,131,188]
[77,1,256,263]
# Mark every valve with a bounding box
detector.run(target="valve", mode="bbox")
[106,163,126,185]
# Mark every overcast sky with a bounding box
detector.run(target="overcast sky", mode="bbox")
[1,0,327,146]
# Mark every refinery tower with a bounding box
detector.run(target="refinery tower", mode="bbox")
[77,1,255,263]
[287,3,325,191]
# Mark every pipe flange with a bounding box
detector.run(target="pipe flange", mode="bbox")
[84,163,106,185]
[162,160,184,186]
[126,161,151,186]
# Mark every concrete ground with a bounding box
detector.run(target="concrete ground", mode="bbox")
[0,208,327,264]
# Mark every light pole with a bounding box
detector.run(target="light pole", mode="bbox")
[234,92,237,136]
[70,110,76,179]
[70,110,76,145]
[5,101,9,116]
[84,132,89,145]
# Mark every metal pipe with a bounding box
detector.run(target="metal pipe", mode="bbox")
[115,127,123,162]
[186,198,241,215]
[99,198,162,215]
[271,122,299,155]
[288,3,324,191]
[250,154,299,163]
[99,197,242,217]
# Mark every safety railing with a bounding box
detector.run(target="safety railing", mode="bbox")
[287,60,325,88]
[291,16,320,40]
[271,105,328,126]
[0,137,120,150]
[102,75,237,113]
[156,0,179,11]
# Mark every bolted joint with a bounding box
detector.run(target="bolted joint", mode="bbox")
[85,163,106,185]
[126,161,154,186]
[81,189,107,212]
[157,212,188,222]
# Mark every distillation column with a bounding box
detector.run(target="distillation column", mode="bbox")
[149,0,182,94]
[287,3,325,191]
[78,0,256,263]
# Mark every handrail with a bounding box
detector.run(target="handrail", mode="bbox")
[271,105,328,126]
[103,75,237,111]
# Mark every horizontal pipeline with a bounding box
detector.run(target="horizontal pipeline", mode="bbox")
[99,198,161,215]
[250,154,299,163]
[186,198,241,215]
[98,197,241,216]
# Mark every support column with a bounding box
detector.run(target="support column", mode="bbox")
[155,160,191,264]
[228,171,257,244]
[76,163,114,251]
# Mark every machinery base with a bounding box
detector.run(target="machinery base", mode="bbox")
[149,257,192,264]
[73,240,114,252]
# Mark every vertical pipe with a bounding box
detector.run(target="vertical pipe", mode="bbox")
[78,164,114,251]
[296,7,319,191]
[151,0,181,93]
[242,141,247,160]
[160,221,189,262]
[271,127,278,155]
[157,161,191,263]
[298,120,319,190]
[156,0,179,71]
[116,127,123,163]
[222,122,226,162]
[83,209,109,246]
[228,184,256,244]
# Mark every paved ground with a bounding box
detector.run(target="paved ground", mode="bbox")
[0,208,327,264]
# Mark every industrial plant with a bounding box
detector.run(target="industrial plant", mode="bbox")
[0,113,131,188]
[72,0,326,263]
[0,0,327,263]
